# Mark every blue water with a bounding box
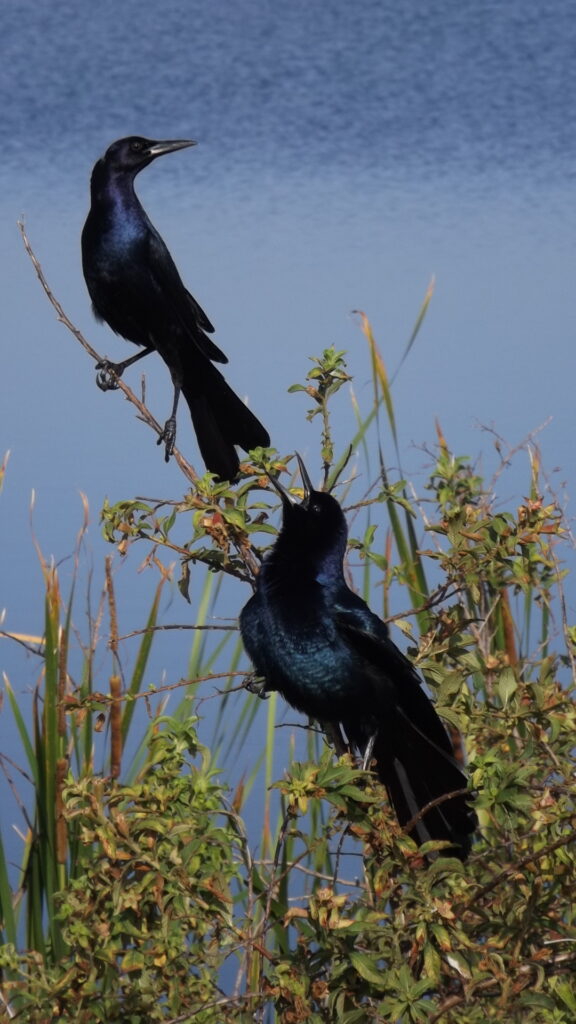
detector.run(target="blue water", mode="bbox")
[3,0,576,192]
[1,0,575,962]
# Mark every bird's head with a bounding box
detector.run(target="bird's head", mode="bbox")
[99,136,197,174]
[268,455,348,569]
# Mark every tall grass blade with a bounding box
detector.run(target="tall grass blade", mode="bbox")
[391,274,436,384]
[121,575,167,744]
[0,831,17,945]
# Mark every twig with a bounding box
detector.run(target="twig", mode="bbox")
[259,809,292,941]
[165,991,264,1022]
[116,622,238,641]
[0,632,45,656]
[428,950,576,1023]
[257,859,364,889]
[19,222,275,589]
[109,670,249,705]
[18,220,199,486]
[463,830,576,909]
[0,988,15,1019]
[401,787,472,840]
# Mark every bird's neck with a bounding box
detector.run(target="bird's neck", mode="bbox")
[89,160,143,218]
[262,538,346,594]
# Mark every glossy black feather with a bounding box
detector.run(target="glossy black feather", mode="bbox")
[240,471,477,859]
[81,136,269,479]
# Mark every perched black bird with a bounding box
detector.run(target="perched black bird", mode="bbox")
[240,457,476,860]
[81,135,270,480]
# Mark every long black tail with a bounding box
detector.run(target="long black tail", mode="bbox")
[370,710,476,860]
[182,360,270,481]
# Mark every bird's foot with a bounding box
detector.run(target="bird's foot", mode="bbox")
[95,360,122,391]
[157,416,177,462]
[244,673,269,699]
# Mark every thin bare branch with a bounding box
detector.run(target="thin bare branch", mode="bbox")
[18,220,199,485]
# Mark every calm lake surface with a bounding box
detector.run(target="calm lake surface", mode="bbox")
[1,0,575,870]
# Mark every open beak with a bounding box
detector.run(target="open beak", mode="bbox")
[267,452,313,508]
[295,452,313,503]
[146,139,197,158]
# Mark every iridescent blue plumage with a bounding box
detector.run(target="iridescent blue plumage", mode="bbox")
[240,457,476,859]
[81,136,269,479]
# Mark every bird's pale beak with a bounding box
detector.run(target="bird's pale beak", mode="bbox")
[146,139,198,158]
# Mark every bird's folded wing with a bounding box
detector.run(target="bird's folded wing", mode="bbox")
[333,594,458,757]
[146,232,228,363]
[333,594,417,679]
[184,287,215,334]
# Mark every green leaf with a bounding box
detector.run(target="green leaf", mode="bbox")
[423,942,441,982]
[178,560,191,603]
[349,950,386,988]
[497,666,517,705]
[446,951,472,979]
[552,979,576,1012]
[222,507,247,528]
[518,992,556,1010]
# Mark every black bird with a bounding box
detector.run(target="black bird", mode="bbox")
[240,457,476,860]
[81,135,270,480]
